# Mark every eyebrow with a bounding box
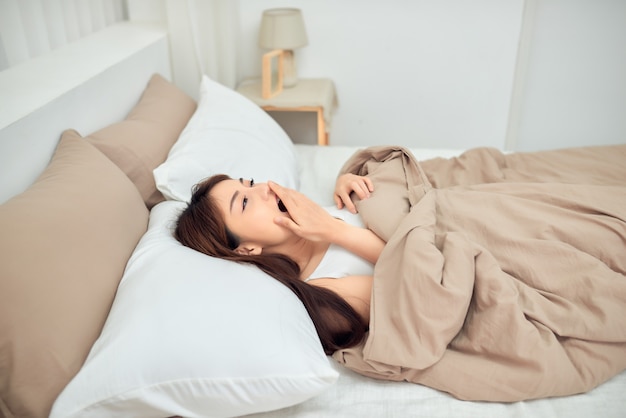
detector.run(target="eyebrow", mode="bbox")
[229,178,245,213]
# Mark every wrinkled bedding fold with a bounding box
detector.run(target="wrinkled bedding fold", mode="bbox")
[332,145,626,402]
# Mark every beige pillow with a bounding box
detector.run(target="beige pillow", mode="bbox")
[0,131,149,418]
[85,73,196,208]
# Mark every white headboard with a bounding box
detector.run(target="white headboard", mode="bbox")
[0,22,170,204]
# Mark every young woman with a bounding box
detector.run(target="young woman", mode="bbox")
[174,173,385,354]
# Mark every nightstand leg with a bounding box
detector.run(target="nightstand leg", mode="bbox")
[316,108,328,146]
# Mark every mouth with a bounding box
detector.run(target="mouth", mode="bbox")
[277,197,288,213]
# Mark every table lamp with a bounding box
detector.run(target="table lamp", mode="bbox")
[258,8,308,88]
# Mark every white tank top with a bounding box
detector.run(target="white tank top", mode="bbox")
[305,206,374,281]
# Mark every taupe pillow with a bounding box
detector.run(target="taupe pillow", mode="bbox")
[85,73,197,208]
[0,131,149,418]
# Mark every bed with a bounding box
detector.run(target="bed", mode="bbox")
[1,24,625,418]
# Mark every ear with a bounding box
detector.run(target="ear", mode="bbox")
[234,245,262,256]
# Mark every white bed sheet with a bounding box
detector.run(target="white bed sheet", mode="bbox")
[295,144,465,208]
[249,361,626,418]
[244,144,626,418]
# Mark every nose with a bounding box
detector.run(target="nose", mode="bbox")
[255,182,271,200]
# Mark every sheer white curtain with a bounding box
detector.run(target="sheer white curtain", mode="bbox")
[164,0,239,97]
[0,0,127,71]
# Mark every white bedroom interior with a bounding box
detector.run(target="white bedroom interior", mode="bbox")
[1,0,625,150]
[1,2,626,417]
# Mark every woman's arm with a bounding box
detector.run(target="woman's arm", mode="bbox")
[326,220,384,264]
[269,181,385,263]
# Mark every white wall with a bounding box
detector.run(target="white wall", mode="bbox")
[512,0,626,151]
[129,0,626,152]
[237,0,523,150]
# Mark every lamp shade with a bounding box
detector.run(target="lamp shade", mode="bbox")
[258,8,308,50]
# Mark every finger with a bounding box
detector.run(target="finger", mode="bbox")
[334,194,344,209]
[352,181,370,200]
[267,180,285,195]
[268,181,298,207]
[341,193,357,214]
[364,177,374,192]
[274,215,301,232]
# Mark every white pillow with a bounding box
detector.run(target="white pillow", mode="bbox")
[154,75,300,202]
[50,201,338,418]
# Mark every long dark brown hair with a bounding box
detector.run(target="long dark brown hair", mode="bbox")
[174,174,367,354]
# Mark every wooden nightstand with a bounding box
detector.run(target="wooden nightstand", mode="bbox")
[236,78,337,145]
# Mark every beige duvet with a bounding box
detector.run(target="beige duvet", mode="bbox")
[332,145,626,402]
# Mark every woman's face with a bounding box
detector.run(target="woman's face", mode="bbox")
[210,178,292,255]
